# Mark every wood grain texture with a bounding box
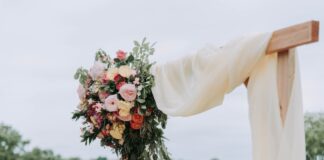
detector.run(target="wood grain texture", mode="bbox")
[245,20,320,87]
[267,20,319,54]
[277,50,295,124]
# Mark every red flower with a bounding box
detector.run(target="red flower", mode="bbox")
[101,130,109,136]
[130,113,144,130]
[114,74,125,83]
[130,121,143,130]
[132,113,144,124]
[116,81,126,90]
[116,50,127,60]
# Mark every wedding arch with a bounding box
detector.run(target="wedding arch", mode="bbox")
[73,20,320,160]
[245,20,319,123]
[149,20,320,160]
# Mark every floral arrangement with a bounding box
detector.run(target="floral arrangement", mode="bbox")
[72,39,171,160]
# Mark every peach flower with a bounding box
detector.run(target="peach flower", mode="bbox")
[117,100,133,117]
[117,114,132,121]
[110,123,125,140]
[118,65,133,78]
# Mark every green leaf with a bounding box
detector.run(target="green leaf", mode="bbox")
[74,72,80,80]
[126,54,134,63]
[114,58,121,63]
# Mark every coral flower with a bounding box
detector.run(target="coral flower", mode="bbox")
[132,113,144,124]
[130,121,143,130]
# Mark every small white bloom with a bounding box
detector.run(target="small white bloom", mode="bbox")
[137,85,143,91]
[88,99,94,104]
[133,77,140,85]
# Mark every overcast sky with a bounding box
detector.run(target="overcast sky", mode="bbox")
[0,0,323,160]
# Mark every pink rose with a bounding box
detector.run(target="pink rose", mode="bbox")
[89,61,105,80]
[103,95,118,112]
[116,50,127,60]
[119,84,137,101]
[77,85,86,100]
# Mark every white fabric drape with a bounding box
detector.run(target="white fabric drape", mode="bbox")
[150,33,305,160]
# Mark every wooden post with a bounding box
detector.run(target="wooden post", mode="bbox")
[245,20,319,124]
[277,50,295,124]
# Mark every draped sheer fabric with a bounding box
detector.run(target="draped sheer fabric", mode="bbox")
[150,33,305,160]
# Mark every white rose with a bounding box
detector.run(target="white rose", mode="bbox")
[118,65,133,78]
[107,67,119,80]
[103,94,118,112]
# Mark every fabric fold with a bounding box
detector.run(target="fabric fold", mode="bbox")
[150,33,305,160]
[150,33,272,116]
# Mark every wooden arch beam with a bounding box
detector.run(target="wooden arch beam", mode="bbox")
[266,20,319,54]
[245,20,319,85]
[245,20,320,124]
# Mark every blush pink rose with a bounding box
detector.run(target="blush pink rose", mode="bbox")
[116,50,127,60]
[77,85,86,100]
[119,84,137,101]
[103,95,118,112]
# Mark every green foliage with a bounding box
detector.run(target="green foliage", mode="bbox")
[131,38,156,67]
[0,123,100,160]
[94,157,107,160]
[74,68,89,86]
[305,112,324,160]
[95,49,111,64]
[18,148,63,160]
[0,123,29,160]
